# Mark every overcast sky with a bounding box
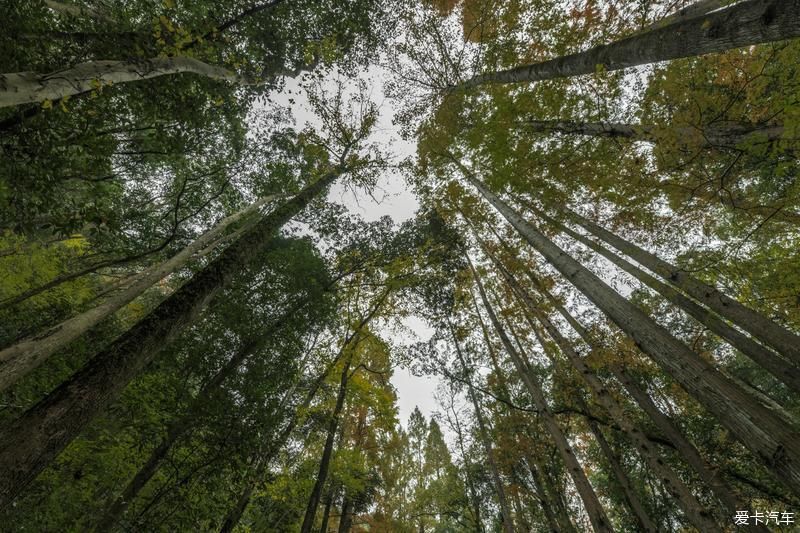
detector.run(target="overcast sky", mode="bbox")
[263,66,442,426]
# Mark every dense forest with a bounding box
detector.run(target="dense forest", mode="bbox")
[1,0,799,531]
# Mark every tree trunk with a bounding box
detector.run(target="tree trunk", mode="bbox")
[0,195,277,393]
[337,495,352,533]
[527,272,766,526]
[450,325,516,533]
[524,455,566,533]
[0,169,341,508]
[486,249,717,532]
[560,206,800,365]
[458,0,800,89]
[468,259,615,533]
[91,291,309,532]
[449,401,484,531]
[300,353,353,533]
[584,413,660,533]
[463,170,800,496]
[521,119,784,149]
[0,57,254,108]
[44,0,114,22]
[320,490,335,533]
[641,0,732,31]
[522,204,800,394]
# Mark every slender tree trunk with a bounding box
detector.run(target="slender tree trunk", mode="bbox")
[468,259,615,533]
[0,57,254,108]
[0,195,277,392]
[0,169,342,508]
[560,206,800,365]
[583,406,661,533]
[450,325,516,533]
[488,250,713,530]
[218,292,388,533]
[641,0,733,31]
[90,291,308,532]
[44,0,114,22]
[458,0,800,89]
[449,402,484,531]
[521,119,784,148]
[528,272,766,525]
[462,169,800,496]
[319,490,335,533]
[300,354,353,533]
[337,495,353,533]
[521,204,800,394]
[526,451,578,533]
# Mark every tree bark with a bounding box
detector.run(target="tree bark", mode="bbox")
[0,169,341,508]
[584,414,660,533]
[527,272,768,526]
[560,206,800,365]
[90,291,310,532]
[448,400,484,531]
[468,258,615,533]
[486,248,717,532]
[320,489,335,533]
[450,325,516,533]
[521,119,785,149]
[0,195,277,393]
[0,57,254,108]
[523,204,800,394]
[300,353,353,533]
[463,169,800,496]
[458,0,800,89]
[641,0,732,32]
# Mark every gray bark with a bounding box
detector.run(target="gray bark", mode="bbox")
[462,169,800,496]
[459,0,800,89]
[0,57,255,108]
[0,195,277,393]
[486,249,716,531]
[0,169,341,508]
[584,413,660,533]
[535,278,768,531]
[450,325,516,533]
[522,119,784,148]
[469,259,615,533]
[524,204,800,394]
[562,207,800,365]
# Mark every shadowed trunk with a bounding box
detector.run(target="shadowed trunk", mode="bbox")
[458,1,800,89]
[450,324,516,533]
[468,258,615,533]
[0,169,342,508]
[0,195,277,392]
[462,168,800,496]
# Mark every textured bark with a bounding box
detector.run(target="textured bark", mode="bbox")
[464,171,800,496]
[0,170,340,508]
[300,354,353,533]
[641,0,733,31]
[0,195,276,393]
[562,207,800,365]
[522,119,784,149]
[529,275,766,527]
[44,0,114,22]
[524,204,800,394]
[487,250,717,532]
[584,414,660,533]
[469,259,615,533]
[526,451,578,533]
[459,0,800,89]
[0,57,254,108]
[451,326,516,533]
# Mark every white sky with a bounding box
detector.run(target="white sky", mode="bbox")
[264,66,441,425]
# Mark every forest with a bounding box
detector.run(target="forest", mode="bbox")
[0,0,799,531]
